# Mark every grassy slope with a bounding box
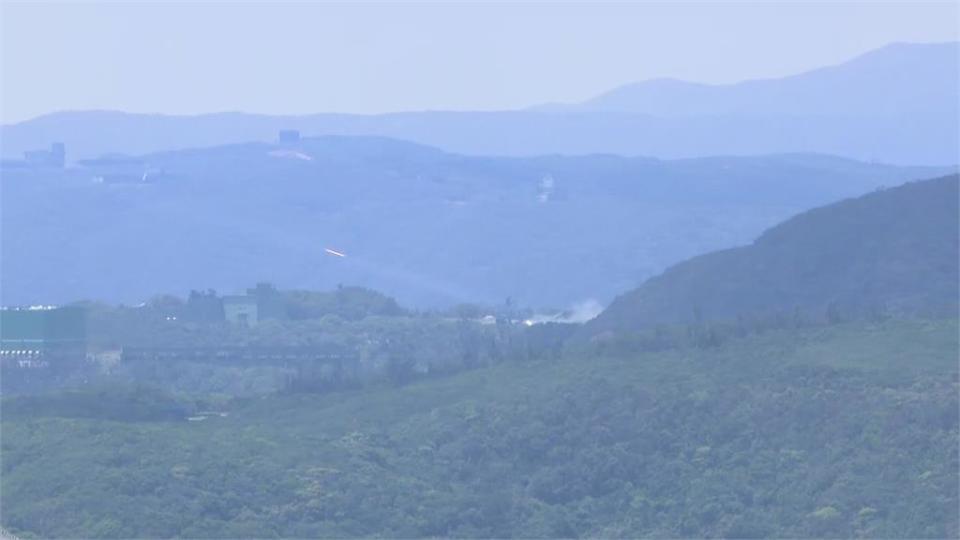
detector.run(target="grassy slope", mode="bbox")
[2,319,958,538]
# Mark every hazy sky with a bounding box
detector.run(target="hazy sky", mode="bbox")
[1,1,957,123]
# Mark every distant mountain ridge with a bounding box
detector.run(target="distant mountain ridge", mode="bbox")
[537,42,958,117]
[586,174,960,336]
[2,42,957,165]
[2,136,949,308]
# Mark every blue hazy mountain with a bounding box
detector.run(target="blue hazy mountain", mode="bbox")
[1,136,951,308]
[586,174,960,336]
[537,42,957,118]
[2,42,957,165]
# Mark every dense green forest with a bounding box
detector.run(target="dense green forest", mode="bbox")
[2,319,957,538]
[2,175,957,538]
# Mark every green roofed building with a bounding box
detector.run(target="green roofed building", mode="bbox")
[0,307,87,363]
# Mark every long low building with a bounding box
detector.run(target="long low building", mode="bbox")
[0,306,87,366]
[121,345,354,364]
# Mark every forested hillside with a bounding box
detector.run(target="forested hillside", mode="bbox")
[1,320,956,538]
[588,174,959,336]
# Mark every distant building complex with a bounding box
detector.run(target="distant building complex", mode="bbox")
[187,283,286,326]
[1,143,66,169]
[0,142,166,185]
[0,306,87,367]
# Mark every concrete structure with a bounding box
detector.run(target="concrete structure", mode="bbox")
[24,143,65,167]
[221,283,287,326]
[223,296,258,326]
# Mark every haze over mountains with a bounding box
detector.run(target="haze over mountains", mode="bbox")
[2,41,957,309]
[1,136,951,308]
[2,42,958,165]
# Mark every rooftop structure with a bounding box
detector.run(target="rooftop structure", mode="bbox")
[1,143,66,169]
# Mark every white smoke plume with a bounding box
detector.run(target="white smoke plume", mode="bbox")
[526,299,604,325]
